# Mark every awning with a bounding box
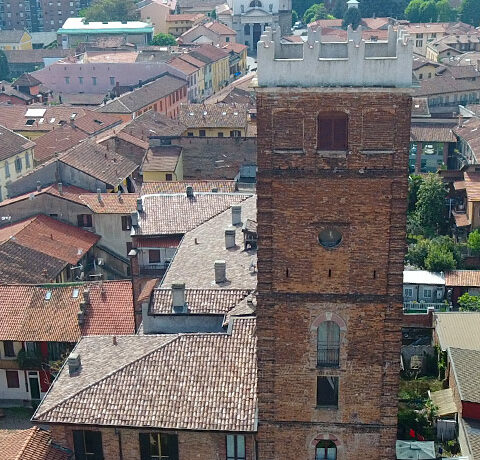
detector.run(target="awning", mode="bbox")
[430,388,457,417]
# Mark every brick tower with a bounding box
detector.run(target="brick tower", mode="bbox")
[255,26,413,459]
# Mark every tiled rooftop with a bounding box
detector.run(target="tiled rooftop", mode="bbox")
[33,317,256,432]
[445,270,480,287]
[179,103,248,129]
[410,123,456,143]
[162,195,257,289]
[140,180,236,194]
[150,288,251,314]
[0,125,35,162]
[79,193,139,214]
[454,119,480,163]
[0,184,88,208]
[33,125,88,163]
[136,192,250,235]
[0,281,135,342]
[449,347,480,403]
[142,146,182,172]
[435,312,480,351]
[120,110,186,140]
[0,427,70,460]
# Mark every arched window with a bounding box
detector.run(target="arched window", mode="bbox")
[316,440,337,460]
[249,0,262,7]
[317,321,340,367]
[317,112,348,151]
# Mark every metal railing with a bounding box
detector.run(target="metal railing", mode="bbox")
[403,302,450,312]
[317,346,340,367]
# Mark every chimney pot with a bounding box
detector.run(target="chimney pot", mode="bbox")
[77,310,84,325]
[225,226,236,249]
[113,335,117,345]
[231,205,241,226]
[186,185,194,198]
[137,197,143,212]
[131,211,138,226]
[67,351,81,375]
[83,288,90,304]
[214,260,227,284]
[172,283,186,312]
[58,182,63,195]
[97,188,102,202]
[36,180,41,192]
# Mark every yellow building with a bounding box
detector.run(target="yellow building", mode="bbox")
[142,146,183,182]
[0,126,35,201]
[166,13,205,37]
[190,44,230,96]
[179,103,247,137]
[0,30,32,50]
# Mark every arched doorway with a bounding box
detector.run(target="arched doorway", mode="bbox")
[253,23,262,46]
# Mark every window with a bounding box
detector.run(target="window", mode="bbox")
[317,112,348,151]
[77,214,93,228]
[25,152,30,168]
[110,76,115,86]
[187,132,194,137]
[65,76,70,84]
[316,440,336,459]
[317,376,339,407]
[6,370,19,388]
[78,76,83,84]
[166,173,173,181]
[418,73,423,80]
[149,249,161,264]
[318,228,342,248]
[249,0,262,6]
[404,288,413,297]
[317,321,340,367]
[226,36,230,42]
[14,157,22,173]
[226,435,246,460]
[3,340,15,357]
[218,132,224,137]
[25,341,38,355]
[230,130,241,137]
[121,215,132,231]
[4,161,10,178]
[139,433,178,460]
[199,129,206,137]
[92,76,97,85]
[73,430,104,460]
[423,289,432,298]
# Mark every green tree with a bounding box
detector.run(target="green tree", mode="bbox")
[151,33,177,46]
[424,244,456,271]
[436,0,457,21]
[459,0,480,26]
[359,0,409,18]
[458,292,480,311]
[414,173,447,238]
[419,0,438,21]
[467,229,480,251]
[0,50,9,81]
[405,0,426,21]
[333,0,347,18]
[303,3,332,23]
[406,237,430,268]
[292,9,299,25]
[406,236,461,270]
[83,0,138,22]
[342,6,361,29]
[408,174,424,214]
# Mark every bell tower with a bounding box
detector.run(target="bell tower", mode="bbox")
[255,26,413,459]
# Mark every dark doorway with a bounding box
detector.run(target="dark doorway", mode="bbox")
[253,23,262,47]
[29,372,40,399]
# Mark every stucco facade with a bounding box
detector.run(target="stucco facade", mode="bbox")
[0,146,34,202]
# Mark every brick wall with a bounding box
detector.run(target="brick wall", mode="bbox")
[50,425,256,459]
[256,88,411,459]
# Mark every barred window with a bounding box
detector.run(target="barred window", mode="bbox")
[317,321,340,367]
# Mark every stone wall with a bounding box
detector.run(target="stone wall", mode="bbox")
[255,87,411,459]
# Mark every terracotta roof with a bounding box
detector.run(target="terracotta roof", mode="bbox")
[0,80,34,101]
[449,347,480,403]
[177,53,206,69]
[410,123,456,142]
[71,111,122,135]
[85,51,139,63]
[120,109,186,140]
[0,281,134,341]
[0,30,27,43]
[0,183,88,208]
[454,119,480,163]
[142,146,182,172]
[162,195,257,289]
[0,215,99,282]
[115,130,150,149]
[33,125,88,163]
[411,97,431,117]
[33,317,256,432]
[136,192,250,235]
[13,73,42,87]
[445,270,480,286]
[435,312,480,351]
[189,44,229,63]
[0,125,35,162]
[0,427,70,460]
[141,180,236,194]
[4,49,73,64]
[137,278,158,302]
[415,73,480,97]
[221,42,247,53]
[98,73,186,114]
[59,139,138,187]
[150,288,251,314]
[453,211,470,227]
[463,172,480,201]
[134,235,183,248]
[166,13,203,21]
[80,193,139,214]
[205,21,236,35]
[179,103,248,129]
[168,56,199,76]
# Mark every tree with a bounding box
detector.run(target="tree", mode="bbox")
[424,244,456,271]
[151,33,177,46]
[359,0,409,18]
[333,0,347,18]
[293,0,318,17]
[406,237,430,268]
[458,292,480,311]
[467,229,480,251]
[83,0,138,22]
[406,236,461,271]
[419,0,438,21]
[436,0,457,21]
[0,50,9,81]
[408,174,424,214]
[459,0,480,26]
[414,173,447,238]
[292,9,299,25]
[342,6,361,29]
[405,0,426,22]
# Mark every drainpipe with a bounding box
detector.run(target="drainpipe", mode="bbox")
[115,428,123,460]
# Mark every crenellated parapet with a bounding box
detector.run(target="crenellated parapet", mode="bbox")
[257,25,413,88]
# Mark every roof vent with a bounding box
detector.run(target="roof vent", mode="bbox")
[214,259,226,284]
[172,283,187,313]
[225,226,236,249]
[186,185,194,198]
[72,288,79,298]
[137,197,143,212]
[45,290,52,300]
[68,352,81,376]
[231,205,241,226]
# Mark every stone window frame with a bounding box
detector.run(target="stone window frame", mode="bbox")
[310,434,343,460]
[311,312,347,370]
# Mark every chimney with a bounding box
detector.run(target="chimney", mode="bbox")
[131,211,138,226]
[79,301,87,313]
[171,283,186,312]
[137,197,143,212]
[58,182,63,195]
[231,205,241,226]
[83,288,90,304]
[113,335,117,345]
[67,352,81,376]
[186,185,194,198]
[225,226,236,249]
[214,260,226,283]
[77,310,85,325]
[139,79,143,87]
[97,188,102,202]
[36,180,41,192]
[458,114,464,128]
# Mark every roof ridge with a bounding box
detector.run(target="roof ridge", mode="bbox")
[35,334,180,421]
[14,426,38,460]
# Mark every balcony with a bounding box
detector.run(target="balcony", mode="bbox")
[403,301,450,313]
[317,346,340,368]
[139,263,169,277]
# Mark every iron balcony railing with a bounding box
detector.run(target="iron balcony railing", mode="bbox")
[317,345,340,368]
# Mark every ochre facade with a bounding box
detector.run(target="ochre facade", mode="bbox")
[255,88,412,459]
